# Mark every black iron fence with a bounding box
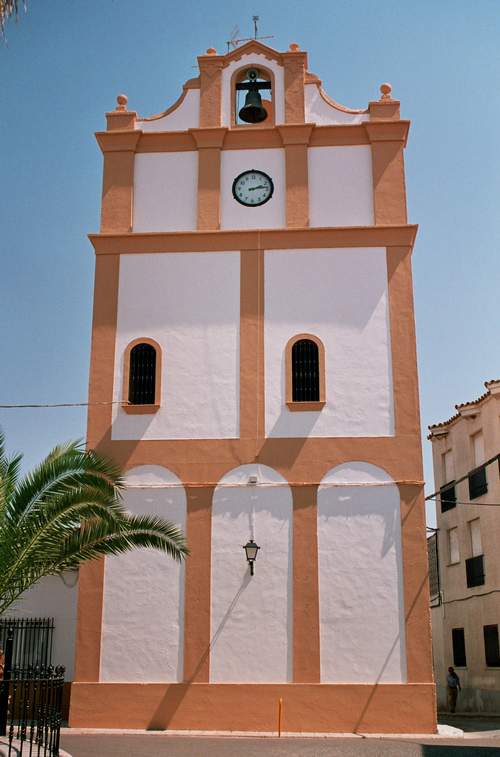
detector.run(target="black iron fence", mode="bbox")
[0,618,54,670]
[0,619,64,755]
[1,665,65,756]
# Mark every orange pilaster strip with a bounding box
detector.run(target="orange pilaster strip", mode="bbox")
[292,484,320,682]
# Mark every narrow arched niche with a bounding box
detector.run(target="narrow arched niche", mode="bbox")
[231,65,275,127]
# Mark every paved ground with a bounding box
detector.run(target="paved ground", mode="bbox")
[440,715,500,733]
[60,733,500,757]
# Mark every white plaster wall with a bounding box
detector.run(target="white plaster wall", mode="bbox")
[220,149,285,229]
[139,89,200,132]
[133,152,198,232]
[100,466,186,682]
[222,53,285,126]
[264,247,394,438]
[9,574,78,679]
[308,146,374,227]
[210,465,292,682]
[305,84,369,125]
[112,251,240,440]
[318,462,406,683]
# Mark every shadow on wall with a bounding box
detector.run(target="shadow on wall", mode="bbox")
[421,747,500,756]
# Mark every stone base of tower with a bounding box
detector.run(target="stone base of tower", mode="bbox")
[69,682,437,733]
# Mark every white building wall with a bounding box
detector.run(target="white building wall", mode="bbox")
[221,53,285,126]
[318,462,406,683]
[100,466,186,682]
[112,251,240,440]
[9,575,78,679]
[304,84,369,125]
[264,247,394,438]
[139,88,200,132]
[133,152,198,232]
[308,146,374,227]
[220,149,286,229]
[210,465,292,682]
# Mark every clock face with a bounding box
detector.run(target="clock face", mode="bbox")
[232,170,274,207]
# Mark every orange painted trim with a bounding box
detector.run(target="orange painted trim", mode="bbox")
[198,56,224,128]
[368,99,401,121]
[285,334,326,407]
[105,111,137,131]
[190,129,227,230]
[364,120,410,147]
[278,124,314,145]
[399,485,434,683]
[73,559,105,682]
[230,65,276,129]
[190,128,227,149]
[121,337,162,410]
[309,124,369,146]
[283,143,309,227]
[122,404,160,415]
[287,401,326,412]
[292,484,320,682]
[316,83,368,115]
[89,225,419,255]
[283,51,307,123]
[224,128,282,149]
[240,250,265,446]
[137,132,196,153]
[69,681,436,733]
[95,131,141,154]
[367,130,409,225]
[183,486,215,683]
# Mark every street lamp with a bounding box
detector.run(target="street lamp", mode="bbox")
[243,539,260,576]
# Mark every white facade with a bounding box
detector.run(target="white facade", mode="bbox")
[318,462,406,683]
[264,247,394,438]
[210,465,293,683]
[100,466,186,682]
[308,146,374,227]
[133,152,198,232]
[112,251,240,440]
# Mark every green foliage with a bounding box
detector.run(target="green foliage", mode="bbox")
[0,432,188,615]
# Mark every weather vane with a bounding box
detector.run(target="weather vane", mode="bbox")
[226,16,274,52]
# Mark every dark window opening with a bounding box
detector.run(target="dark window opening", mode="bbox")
[292,339,320,402]
[452,628,467,667]
[484,625,500,667]
[128,343,156,405]
[469,466,488,499]
[440,482,457,513]
[466,554,485,588]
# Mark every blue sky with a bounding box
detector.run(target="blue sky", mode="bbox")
[1,1,499,526]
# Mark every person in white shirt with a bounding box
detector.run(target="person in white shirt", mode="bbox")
[446,666,461,713]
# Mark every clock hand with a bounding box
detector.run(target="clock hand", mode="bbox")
[248,185,266,191]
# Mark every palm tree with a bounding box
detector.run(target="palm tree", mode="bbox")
[0,1,22,36]
[0,432,188,615]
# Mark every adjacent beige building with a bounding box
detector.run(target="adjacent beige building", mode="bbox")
[429,379,500,712]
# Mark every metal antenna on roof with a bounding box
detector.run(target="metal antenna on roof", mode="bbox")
[225,17,274,51]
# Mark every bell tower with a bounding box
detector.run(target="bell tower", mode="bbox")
[70,40,436,734]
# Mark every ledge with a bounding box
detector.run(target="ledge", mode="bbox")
[122,404,160,415]
[286,401,326,412]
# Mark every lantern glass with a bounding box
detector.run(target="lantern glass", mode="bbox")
[244,539,260,562]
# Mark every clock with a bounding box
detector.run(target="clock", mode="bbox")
[232,170,274,207]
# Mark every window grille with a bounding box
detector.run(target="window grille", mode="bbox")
[440,482,457,513]
[128,343,156,405]
[452,628,467,667]
[466,554,485,588]
[468,466,488,500]
[484,625,500,667]
[291,339,320,402]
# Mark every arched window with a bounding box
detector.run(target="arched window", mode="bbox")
[232,66,274,127]
[285,334,326,411]
[122,339,161,413]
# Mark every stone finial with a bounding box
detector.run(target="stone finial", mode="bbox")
[206,47,217,55]
[379,83,392,100]
[289,42,300,51]
[116,94,128,111]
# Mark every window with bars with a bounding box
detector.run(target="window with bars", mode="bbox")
[291,339,320,402]
[128,343,157,405]
[452,628,467,667]
[484,625,500,667]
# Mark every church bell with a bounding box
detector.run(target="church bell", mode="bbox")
[238,84,268,123]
